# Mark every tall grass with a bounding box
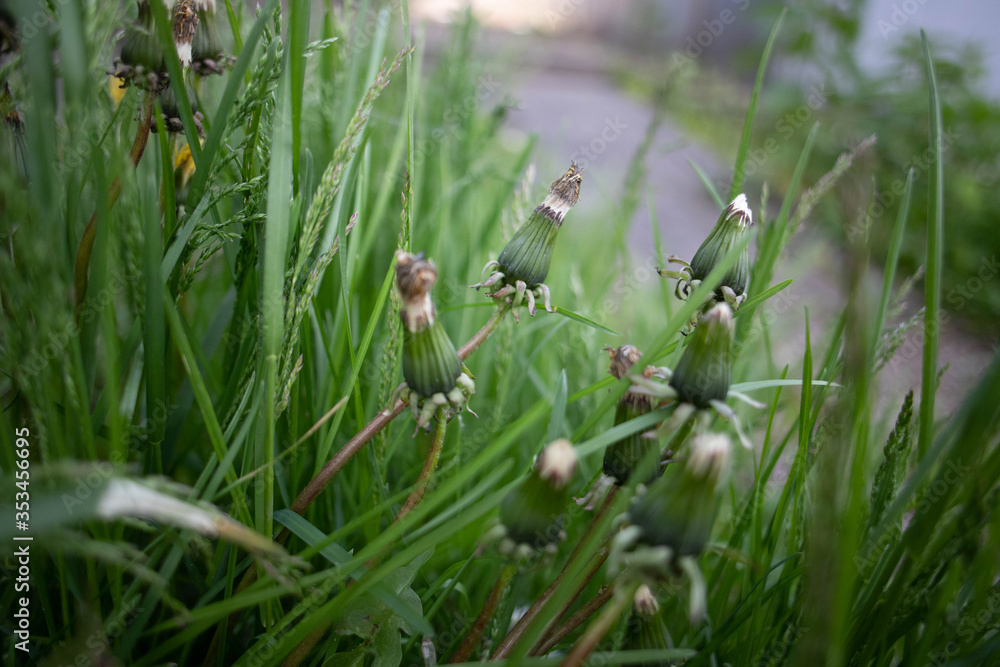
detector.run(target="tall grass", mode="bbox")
[1,3,998,666]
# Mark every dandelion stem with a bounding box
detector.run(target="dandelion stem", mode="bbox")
[491,488,617,659]
[289,398,407,515]
[74,91,155,313]
[450,562,518,663]
[558,582,637,667]
[458,304,510,360]
[530,584,614,656]
[395,409,448,523]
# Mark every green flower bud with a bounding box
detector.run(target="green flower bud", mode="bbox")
[396,251,462,399]
[153,82,201,134]
[669,303,733,409]
[603,345,658,486]
[496,162,582,287]
[625,432,730,560]
[191,0,227,76]
[689,193,753,300]
[498,439,577,551]
[622,585,671,666]
[118,1,166,88]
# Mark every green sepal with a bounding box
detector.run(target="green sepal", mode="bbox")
[402,319,461,398]
[497,209,560,287]
[499,470,570,547]
[603,395,657,485]
[669,305,734,408]
[192,9,227,75]
[623,609,672,666]
[120,1,165,74]
[690,201,752,298]
[627,463,718,558]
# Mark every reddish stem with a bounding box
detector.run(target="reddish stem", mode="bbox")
[75,92,155,312]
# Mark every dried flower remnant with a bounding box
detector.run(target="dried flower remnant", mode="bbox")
[171,0,198,69]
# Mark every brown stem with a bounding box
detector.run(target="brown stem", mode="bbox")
[530,585,614,656]
[75,92,155,312]
[364,411,448,571]
[558,583,636,667]
[449,563,518,663]
[289,399,406,514]
[491,488,618,660]
[280,625,326,667]
[458,304,509,360]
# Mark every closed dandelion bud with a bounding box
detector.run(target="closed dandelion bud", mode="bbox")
[396,251,462,399]
[603,345,658,485]
[153,83,200,133]
[623,585,671,666]
[627,432,730,560]
[498,439,577,553]
[669,303,733,409]
[689,193,753,301]
[118,1,166,88]
[496,162,582,287]
[172,0,198,69]
[191,0,227,76]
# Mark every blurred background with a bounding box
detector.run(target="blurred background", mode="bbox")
[405,0,999,411]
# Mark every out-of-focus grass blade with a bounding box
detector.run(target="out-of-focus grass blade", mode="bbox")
[688,158,725,210]
[729,8,786,200]
[872,169,915,356]
[546,370,568,444]
[918,31,944,460]
[730,379,839,393]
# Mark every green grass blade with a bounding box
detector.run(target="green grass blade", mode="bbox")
[917,31,944,460]
[729,8,786,200]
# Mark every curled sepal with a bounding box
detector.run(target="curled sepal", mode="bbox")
[471,162,583,319]
[602,345,659,486]
[669,302,734,409]
[488,439,578,560]
[609,431,731,579]
[667,193,753,308]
